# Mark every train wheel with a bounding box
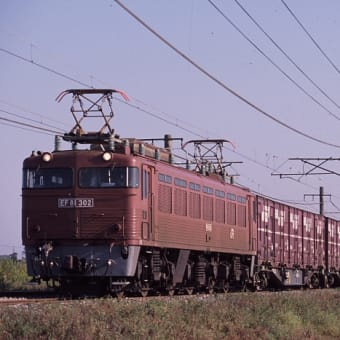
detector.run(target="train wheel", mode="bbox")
[207,287,214,294]
[139,288,149,297]
[255,272,268,291]
[327,274,335,288]
[207,278,215,294]
[207,284,215,294]
[185,287,194,295]
[221,282,230,293]
[115,290,125,299]
[309,273,320,289]
[167,288,175,296]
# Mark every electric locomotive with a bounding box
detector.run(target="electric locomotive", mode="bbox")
[22,89,257,296]
[24,89,340,296]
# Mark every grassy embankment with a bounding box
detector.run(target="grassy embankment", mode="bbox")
[0,258,32,290]
[1,259,340,339]
[1,289,340,339]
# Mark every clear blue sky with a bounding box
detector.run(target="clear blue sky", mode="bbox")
[1,0,340,255]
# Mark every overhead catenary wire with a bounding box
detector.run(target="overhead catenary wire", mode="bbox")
[0,47,91,88]
[281,0,340,76]
[329,198,340,210]
[0,40,337,183]
[0,26,335,209]
[0,108,65,132]
[0,98,68,128]
[253,189,320,206]
[0,46,209,138]
[0,41,329,197]
[115,97,323,198]
[0,116,64,135]
[0,46,259,159]
[228,0,340,120]
[113,1,340,212]
[113,0,340,150]
[114,97,206,139]
[0,121,56,136]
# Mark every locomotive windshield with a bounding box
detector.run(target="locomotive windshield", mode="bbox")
[79,166,139,188]
[23,168,73,189]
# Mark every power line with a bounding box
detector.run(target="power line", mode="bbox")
[0,43,328,200]
[0,98,68,128]
[229,0,340,120]
[115,96,322,196]
[0,108,65,132]
[0,121,55,136]
[329,199,340,212]
[2,39,339,152]
[254,190,319,207]
[0,29,332,198]
[114,97,207,138]
[0,45,223,144]
[113,0,340,150]
[0,47,91,88]
[0,43,210,139]
[281,0,340,76]
[0,46,209,138]
[0,116,63,135]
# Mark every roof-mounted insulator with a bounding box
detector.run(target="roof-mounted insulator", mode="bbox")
[55,135,62,152]
[108,135,115,151]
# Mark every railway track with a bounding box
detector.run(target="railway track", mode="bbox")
[0,290,61,306]
[0,296,60,306]
[0,286,306,306]
[0,288,326,308]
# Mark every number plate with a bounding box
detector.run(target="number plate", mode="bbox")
[58,198,94,208]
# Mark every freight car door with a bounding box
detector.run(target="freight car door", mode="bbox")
[141,164,155,241]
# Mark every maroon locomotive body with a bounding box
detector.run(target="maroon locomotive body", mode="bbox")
[22,89,340,295]
[23,138,257,295]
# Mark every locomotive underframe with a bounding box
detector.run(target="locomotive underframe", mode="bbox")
[254,262,340,290]
[26,240,340,296]
[25,242,255,296]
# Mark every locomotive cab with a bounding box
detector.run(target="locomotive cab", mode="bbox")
[22,145,146,292]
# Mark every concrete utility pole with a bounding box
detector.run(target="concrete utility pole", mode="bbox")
[320,186,324,216]
[272,157,338,214]
[304,186,330,216]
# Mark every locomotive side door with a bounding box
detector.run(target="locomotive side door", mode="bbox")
[141,164,155,241]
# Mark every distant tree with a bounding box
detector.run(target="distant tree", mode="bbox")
[10,252,18,261]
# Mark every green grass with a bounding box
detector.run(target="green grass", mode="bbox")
[1,289,340,339]
[0,259,31,290]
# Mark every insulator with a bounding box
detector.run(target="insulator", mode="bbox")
[108,135,115,151]
[155,148,160,160]
[54,135,62,151]
[139,143,145,155]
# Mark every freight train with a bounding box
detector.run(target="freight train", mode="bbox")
[22,89,340,296]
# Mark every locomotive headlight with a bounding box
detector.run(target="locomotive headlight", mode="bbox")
[42,152,53,162]
[102,151,112,162]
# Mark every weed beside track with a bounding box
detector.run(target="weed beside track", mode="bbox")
[1,289,340,339]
